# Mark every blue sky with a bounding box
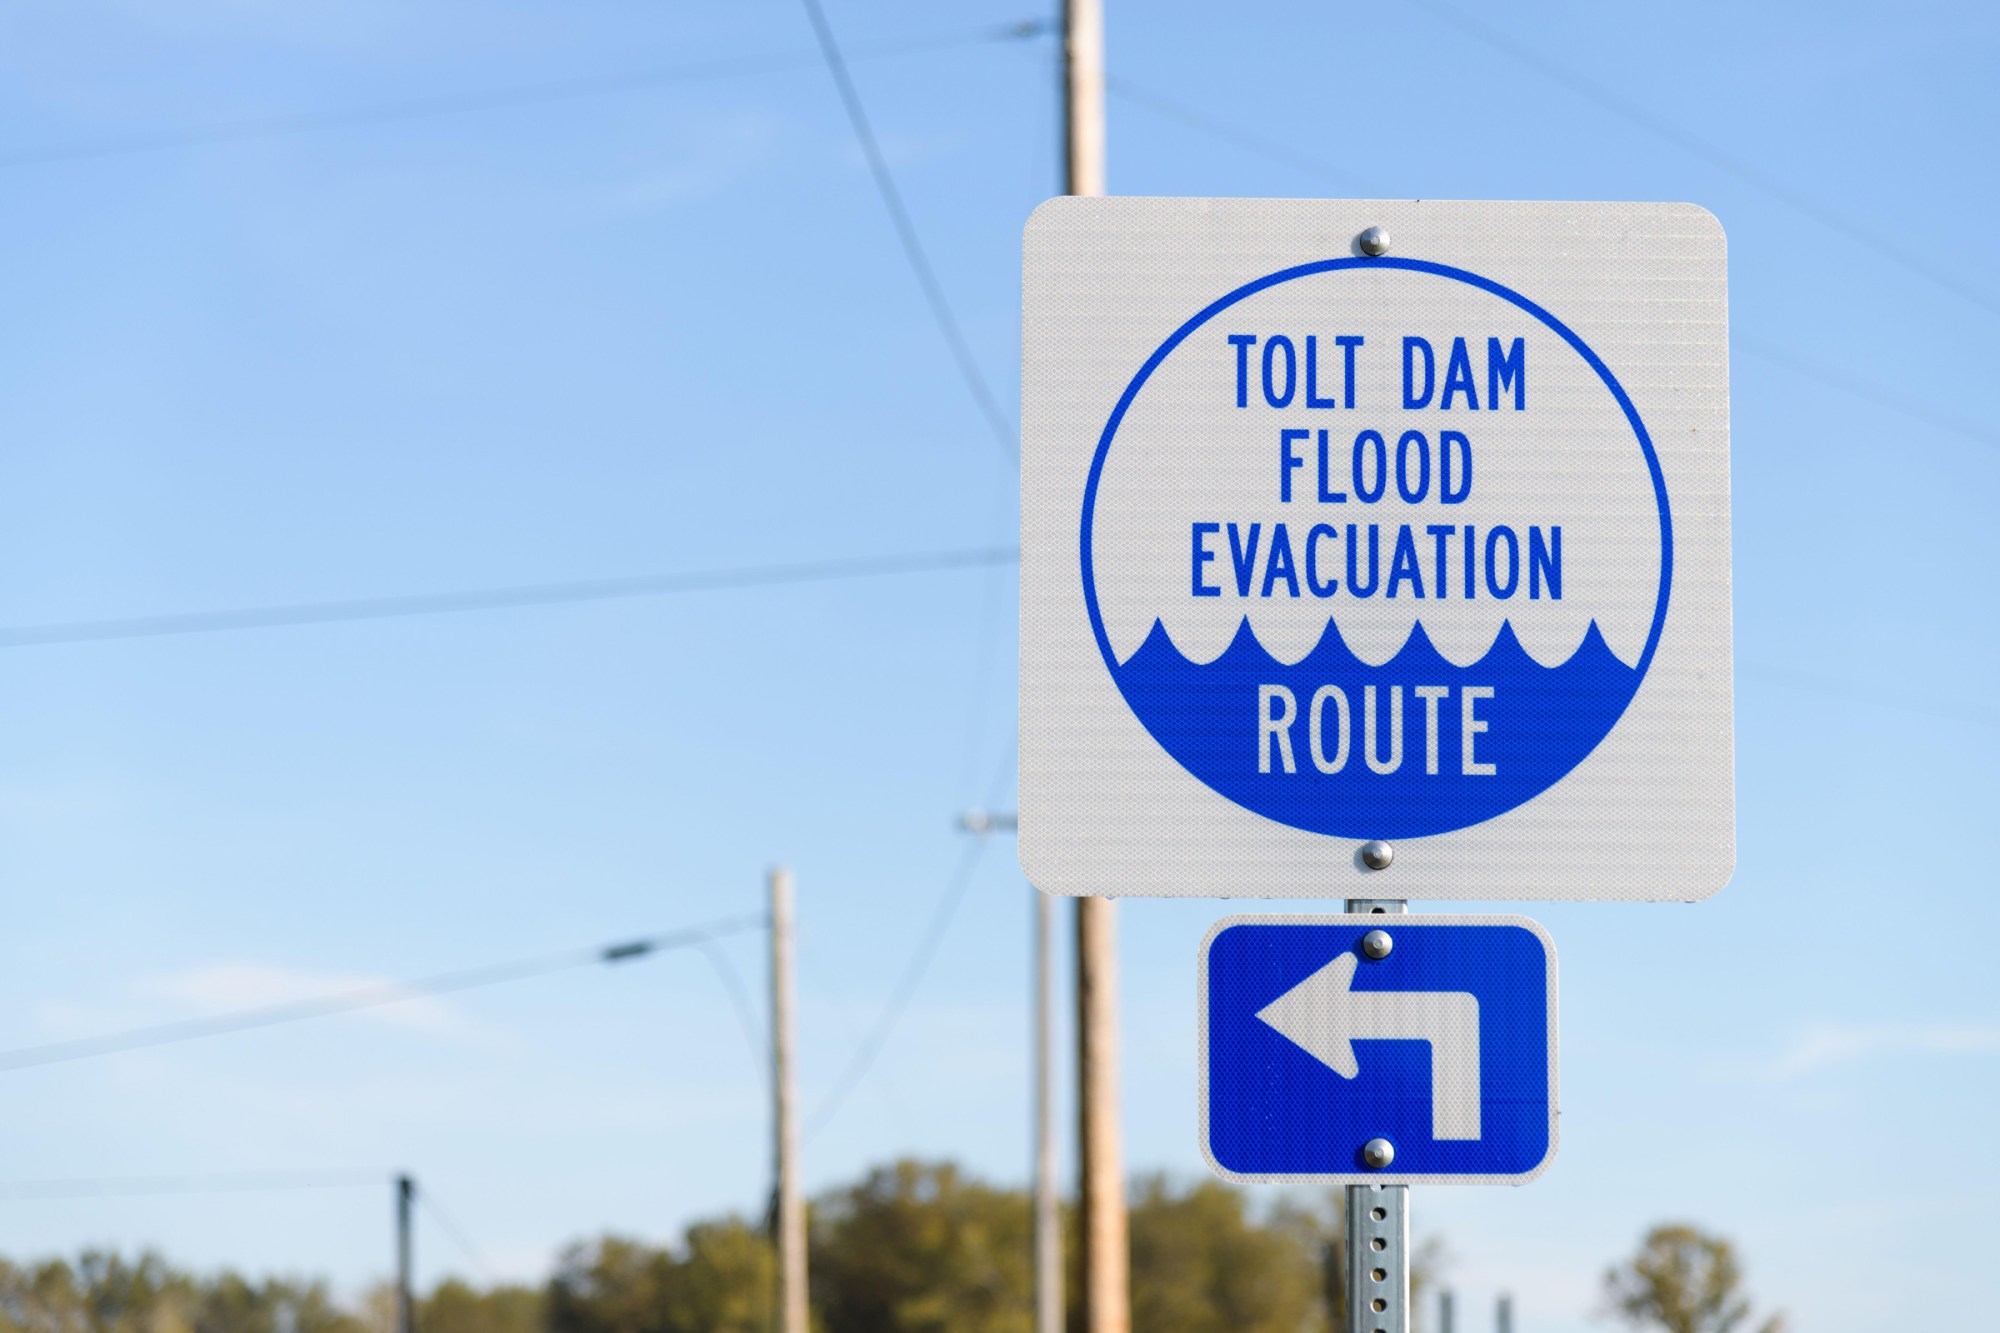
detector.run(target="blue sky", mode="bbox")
[0,1,1995,1329]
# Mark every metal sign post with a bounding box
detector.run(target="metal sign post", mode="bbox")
[1348,1181,1408,1333]
[1346,898,1406,1333]
[1018,196,1733,1320]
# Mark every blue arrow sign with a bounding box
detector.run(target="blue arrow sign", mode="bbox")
[1200,916,1557,1183]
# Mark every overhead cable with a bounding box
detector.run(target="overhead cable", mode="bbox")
[1407,0,2000,319]
[416,1184,497,1282]
[1104,75,1365,192]
[803,837,987,1140]
[697,937,768,1089]
[0,914,766,1074]
[797,0,1021,466]
[1105,77,1999,454]
[804,742,1017,1138]
[1737,334,1997,450]
[0,545,1020,650]
[0,1169,383,1200]
[1,21,1050,171]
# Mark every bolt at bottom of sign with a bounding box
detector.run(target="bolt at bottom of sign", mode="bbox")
[1363,1137,1395,1170]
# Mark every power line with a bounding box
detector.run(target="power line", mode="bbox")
[1104,76,1365,192]
[1737,334,1997,450]
[1,22,1050,171]
[1105,76,1999,455]
[953,489,1017,822]
[696,936,767,1087]
[0,914,766,1074]
[0,1169,384,1201]
[804,837,987,1140]
[0,545,1020,650]
[1080,88,1997,743]
[0,1169,517,1288]
[1406,0,2000,320]
[795,937,910,1124]
[804,742,1017,1138]
[797,0,1021,467]
[416,1185,496,1283]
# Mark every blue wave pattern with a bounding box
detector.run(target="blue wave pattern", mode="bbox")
[1115,617,1639,839]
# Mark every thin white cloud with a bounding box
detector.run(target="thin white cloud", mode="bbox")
[136,962,476,1038]
[1767,1023,2000,1079]
[27,963,480,1046]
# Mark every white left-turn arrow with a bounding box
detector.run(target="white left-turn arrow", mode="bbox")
[1255,951,1483,1140]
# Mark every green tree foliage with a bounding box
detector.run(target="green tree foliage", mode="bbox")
[547,1238,666,1333]
[416,1280,541,1333]
[0,1252,360,1333]
[810,1160,1032,1333]
[665,1223,777,1333]
[1602,1224,1786,1333]
[547,1223,773,1333]
[1122,1174,1327,1333]
[0,1161,1472,1333]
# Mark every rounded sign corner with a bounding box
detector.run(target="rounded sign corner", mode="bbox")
[1667,200,1728,250]
[1023,193,1091,240]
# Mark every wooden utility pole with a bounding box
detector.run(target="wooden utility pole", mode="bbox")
[958,810,1057,1333]
[1032,889,1061,1333]
[395,1175,414,1333]
[1063,11,1122,1327]
[770,867,808,1333]
[1074,890,1125,1333]
[1063,0,1107,198]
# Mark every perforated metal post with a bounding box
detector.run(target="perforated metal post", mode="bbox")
[1343,897,1407,1333]
[1346,1182,1409,1333]
[1346,899,1405,916]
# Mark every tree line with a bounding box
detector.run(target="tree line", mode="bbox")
[0,1159,1780,1333]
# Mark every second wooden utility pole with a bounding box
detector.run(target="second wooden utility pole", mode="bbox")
[1032,889,1061,1333]
[1061,4,1125,1330]
[770,867,807,1333]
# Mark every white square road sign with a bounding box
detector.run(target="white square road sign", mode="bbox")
[1019,198,1732,900]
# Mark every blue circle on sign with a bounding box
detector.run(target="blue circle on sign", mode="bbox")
[1079,257,1673,840]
